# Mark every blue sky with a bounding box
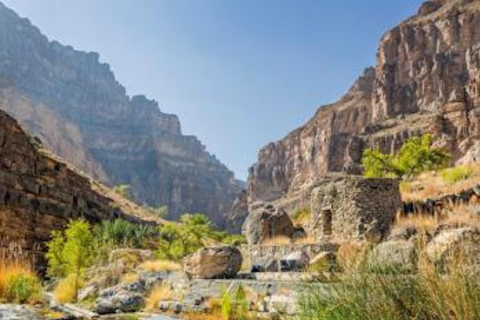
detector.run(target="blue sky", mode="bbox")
[3,0,423,180]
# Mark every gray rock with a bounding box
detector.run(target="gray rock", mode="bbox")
[280,251,310,271]
[369,240,417,273]
[252,258,279,273]
[94,280,146,314]
[183,246,243,279]
[388,226,418,241]
[0,305,44,320]
[425,227,480,267]
[242,202,296,245]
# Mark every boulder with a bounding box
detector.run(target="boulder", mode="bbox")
[242,202,296,245]
[183,246,243,279]
[369,240,417,273]
[280,251,310,271]
[425,227,480,267]
[94,278,149,314]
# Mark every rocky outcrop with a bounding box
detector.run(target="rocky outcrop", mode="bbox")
[248,0,480,211]
[0,2,243,224]
[0,109,154,268]
[183,246,243,279]
[242,203,296,245]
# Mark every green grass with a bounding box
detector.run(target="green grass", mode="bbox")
[441,166,474,184]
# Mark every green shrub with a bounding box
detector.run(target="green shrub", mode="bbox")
[93,219,156,249]
[221,286,250,320]
[5,273,42,303]
[362,134,450,179]
[441,166,474,184]
[156,213,244,261]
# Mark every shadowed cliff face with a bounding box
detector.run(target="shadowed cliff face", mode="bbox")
[0,108,157,268]
[0,2,243,224]
[248,0,480,208]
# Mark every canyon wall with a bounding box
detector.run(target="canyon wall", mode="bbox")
[249,0,480,211]
[0,108,154,267]
[0,2,243,224]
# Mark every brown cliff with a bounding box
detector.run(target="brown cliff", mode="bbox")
[249,0,480,210]
[0,108,156,267]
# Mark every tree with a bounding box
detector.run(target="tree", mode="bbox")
[46,219,95,300]
[362,134,450,179]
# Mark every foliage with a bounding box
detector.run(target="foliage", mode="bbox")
[46,219,94,301]
[54,274,83,304]
[298,249,480,320]
[362,134,450,179]
[156,213,245,261]
[441,165,474,184]
[221,286,250,320]
[93,219,156,249]
[112,184,132,199]
[0,244,41,304]
[3,272,41,304]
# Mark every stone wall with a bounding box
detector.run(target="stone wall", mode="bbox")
[0,109,153,268]
[241,243,339,271]
[310,176,402,242]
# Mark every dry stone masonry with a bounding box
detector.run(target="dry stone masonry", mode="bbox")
[310,176,402,242]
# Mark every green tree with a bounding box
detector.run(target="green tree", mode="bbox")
[362,134,450,179]
[45,219,95,300]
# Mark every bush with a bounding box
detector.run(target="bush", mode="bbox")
[221,286,250,320]
[3,272,42,304]
[157,213,241,261]
[362,134,450,179]
[441,166,474,184]
[292,207,312,225]
[144,284,173,311]
[93,219,156,249]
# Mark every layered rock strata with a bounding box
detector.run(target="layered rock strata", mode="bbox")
[248,0,480,211]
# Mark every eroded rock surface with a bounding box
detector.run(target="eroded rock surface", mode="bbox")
[0,109,153,268]
[248,0,480,211]
[183,246,243,279]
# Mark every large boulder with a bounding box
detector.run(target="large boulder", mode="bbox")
[242,202,296,245]
[183,246,243,279]
[369,240,417,273]
[425,227,480,267]
[94,281,146,314]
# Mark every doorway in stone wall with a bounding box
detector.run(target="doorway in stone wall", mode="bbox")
[322,209,332,236]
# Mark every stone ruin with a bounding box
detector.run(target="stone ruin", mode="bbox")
[310,176,402,242]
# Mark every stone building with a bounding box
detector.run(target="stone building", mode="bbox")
[310,176,402,242]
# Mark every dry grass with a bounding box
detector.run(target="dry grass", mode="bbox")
[393,203,480,234]
[144,283,174,311]
[260,236,292,245]
[0,243,42,304]
[336,242,371,271]
[401,163,480,202]
[294,236,317,245]
[120,272,139,284]
[139,260,181,272]
[53,274,83,304]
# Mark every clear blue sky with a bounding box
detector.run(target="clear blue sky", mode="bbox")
[3,0,423,180]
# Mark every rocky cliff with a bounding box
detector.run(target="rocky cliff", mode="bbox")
[249,0,480,210]
[0,2,243,224]
[0,108,156,267]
